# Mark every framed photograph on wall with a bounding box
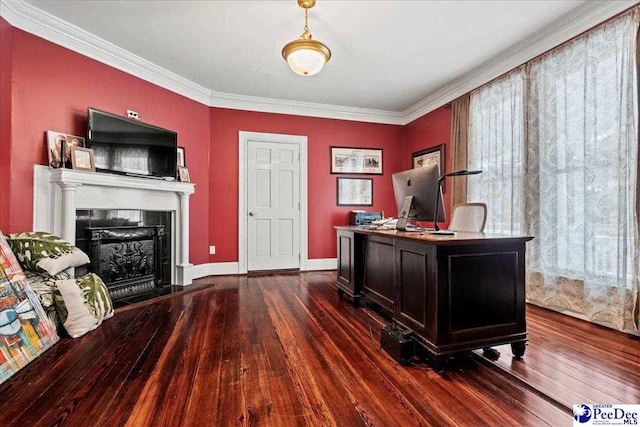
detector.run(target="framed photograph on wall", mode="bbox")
[177,146,186,167]
[412,144,445,192]
[331,147,383,175]
[70,147,95,172]
[337,177,373,206]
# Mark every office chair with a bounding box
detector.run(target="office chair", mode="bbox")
[448,203,487,232]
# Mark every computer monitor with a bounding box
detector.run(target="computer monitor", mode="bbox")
[391,163,445,230]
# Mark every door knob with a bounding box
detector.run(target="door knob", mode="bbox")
[249,211,256,216]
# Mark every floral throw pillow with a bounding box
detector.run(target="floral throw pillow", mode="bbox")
[24,270,71,333]
[6,232,90,276]
[55,273,114,338]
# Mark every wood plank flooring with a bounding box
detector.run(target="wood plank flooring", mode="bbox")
[1,271,639,426]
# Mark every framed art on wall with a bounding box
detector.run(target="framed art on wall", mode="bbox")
[331,147,383,175]
[412,144,444,171]
[412,144,445,192]
[337,177,373,206]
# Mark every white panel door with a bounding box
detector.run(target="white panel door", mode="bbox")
[247,140,300,271]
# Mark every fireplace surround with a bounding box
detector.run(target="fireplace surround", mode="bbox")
[33,166,195,285]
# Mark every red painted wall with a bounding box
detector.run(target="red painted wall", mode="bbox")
[404,106,453,225]
[0,18,13,231]
[1,19,452,266]
[4,27,211,264]
[209,108,404,261]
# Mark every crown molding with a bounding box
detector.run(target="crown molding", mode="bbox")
[401,0,639,124]
[0,0,403,125]
[209,91,404,125]
[1,0,637,126]
[0,0,213,105]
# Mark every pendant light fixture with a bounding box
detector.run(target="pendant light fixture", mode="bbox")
[282,0,331,76]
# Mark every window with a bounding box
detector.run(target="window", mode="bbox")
[466,10,639,330]
[468,68,526,235]
[528,17,637,289]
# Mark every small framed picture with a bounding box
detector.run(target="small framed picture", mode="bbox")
[179,166,191,183]
[337,177,373,206]
[177,146,186,167]
[70,147,95,172]
[46,131,85,168]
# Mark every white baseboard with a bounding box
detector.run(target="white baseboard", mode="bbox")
[207,262,241,276]
[303,258,337,271]
[186,258,337,282]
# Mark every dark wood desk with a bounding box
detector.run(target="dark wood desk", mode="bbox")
[336,226,533,359]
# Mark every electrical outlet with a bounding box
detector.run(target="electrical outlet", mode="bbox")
[209,245,216,255]
[127,110,139,120]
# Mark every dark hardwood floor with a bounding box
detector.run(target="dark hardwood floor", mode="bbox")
[1,271,639,426]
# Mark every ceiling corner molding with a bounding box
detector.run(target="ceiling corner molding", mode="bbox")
[3,0,635,127]
[0,0,212,105]
[210,91,405,125]
[0,0,402,125]
[401,0,639,124]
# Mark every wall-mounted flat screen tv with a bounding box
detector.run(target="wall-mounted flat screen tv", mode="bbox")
[87,108,178,179]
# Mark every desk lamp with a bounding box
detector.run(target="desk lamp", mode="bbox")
[432,169,482,232]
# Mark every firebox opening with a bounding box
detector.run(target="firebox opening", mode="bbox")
[76,210,172,307]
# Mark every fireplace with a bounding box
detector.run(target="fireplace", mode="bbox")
[74,209,172,283]
[86,225,165,303]
[33,166,195,285]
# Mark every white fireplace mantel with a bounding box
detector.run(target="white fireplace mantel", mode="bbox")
[33,165,196,285]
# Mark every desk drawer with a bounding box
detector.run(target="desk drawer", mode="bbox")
[363,235,395,313]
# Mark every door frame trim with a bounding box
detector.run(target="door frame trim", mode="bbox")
[238,131,308,274]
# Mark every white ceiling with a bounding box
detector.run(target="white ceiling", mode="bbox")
[3,0,637,123]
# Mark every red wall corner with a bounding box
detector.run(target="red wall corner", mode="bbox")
[404,106,453,225]
[0,18,13,232]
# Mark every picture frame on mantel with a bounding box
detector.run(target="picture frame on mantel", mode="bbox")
[177,146,186,168]
[178,166,191,183]
[70,147,95,172]
[412,144,445,193]
[331,147,383,175]
[46,131,85,169]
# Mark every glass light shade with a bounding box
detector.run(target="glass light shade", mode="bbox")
[282,39,331,76]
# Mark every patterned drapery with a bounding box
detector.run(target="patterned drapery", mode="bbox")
[526,11,639,331]
[468,10,639,331]
[468,67,526,235]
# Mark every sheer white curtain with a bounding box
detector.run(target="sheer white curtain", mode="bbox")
[468,10,639,331]
[526,11,639,331]
[468,67,526,235]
